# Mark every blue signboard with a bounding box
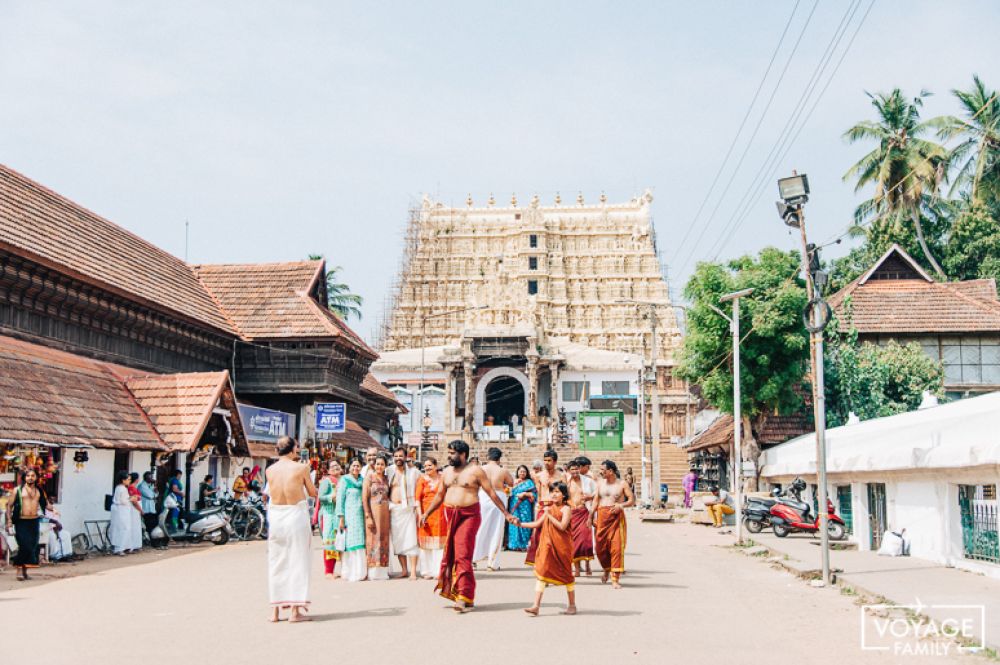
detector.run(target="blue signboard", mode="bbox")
[237,404,296,443]
[315,403,347,433]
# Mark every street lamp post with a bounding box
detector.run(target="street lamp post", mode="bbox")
[776,172,832,586]
[715,289,754,546]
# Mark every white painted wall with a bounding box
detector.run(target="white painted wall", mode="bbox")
[55,448,115,537]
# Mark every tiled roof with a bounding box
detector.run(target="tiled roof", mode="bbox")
[123,372,231,452]
[829,245,1000,334]
[0,164,235,334]
[325,420,380,452]
[193,262,375,356]
[362,373,407,412]
[0,335,166,450]
[686,413,810,453]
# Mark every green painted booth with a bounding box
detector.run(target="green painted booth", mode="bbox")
[576,410,624,450]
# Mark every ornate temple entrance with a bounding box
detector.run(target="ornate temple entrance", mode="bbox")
[483,375,525,426]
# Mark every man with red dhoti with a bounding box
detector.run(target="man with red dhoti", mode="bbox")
[526,449,565,566]
[590,459,635,589]
[419,440,515,613]
[565,460,594,577]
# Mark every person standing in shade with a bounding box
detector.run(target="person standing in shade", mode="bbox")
[591,460,634,589]
[317,460,343,579]
[414,457,446,579]
[682,467,699,509]
[5,468,47,581]
[137,472,159,540]
[265,436,317,623]
[336,459,367,582]
[127,472,143,551]
[362,456,391,581]
[109,471,133,556]
[506,465,536,551]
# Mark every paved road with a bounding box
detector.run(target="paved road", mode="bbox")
[0,520,975,664]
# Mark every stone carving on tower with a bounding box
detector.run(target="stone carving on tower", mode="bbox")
[378,189,681,359]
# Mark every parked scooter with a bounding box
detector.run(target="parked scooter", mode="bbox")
[150,493,233,547]
[742,487,783,533]
[769,478,846,540]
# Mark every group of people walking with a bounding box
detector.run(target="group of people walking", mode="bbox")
[265,435,636,623]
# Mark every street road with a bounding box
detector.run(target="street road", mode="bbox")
[0,520,974,664]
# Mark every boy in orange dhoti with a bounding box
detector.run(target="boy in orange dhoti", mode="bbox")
[520,481,576,616]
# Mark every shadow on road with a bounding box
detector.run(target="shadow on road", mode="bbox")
[308,607,407,622]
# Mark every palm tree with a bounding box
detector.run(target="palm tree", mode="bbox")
[308,254,363,320]
[843,89,950,277]
[935,75,1000,205]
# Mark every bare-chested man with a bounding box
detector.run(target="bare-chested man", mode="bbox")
[566,460,595,577]
[526,448,565,565]
[473,447,515,571]
[590,459,635,589]
[6,468,46,581]
[420,440,515,612]
[264,436,317,623]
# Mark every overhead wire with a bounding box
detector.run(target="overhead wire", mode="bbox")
[702,0,868,262]
[673,0,821,278]
[669,0,804,265]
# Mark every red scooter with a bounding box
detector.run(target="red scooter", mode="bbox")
[769,480,847,540]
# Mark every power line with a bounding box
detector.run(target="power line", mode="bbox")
[673,0,820,278]
[669,0,804,265]
[704,0,868,262]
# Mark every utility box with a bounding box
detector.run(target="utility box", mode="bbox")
[577,410,624,450]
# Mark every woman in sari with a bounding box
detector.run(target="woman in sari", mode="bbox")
[415,457,446,579]
[317,460,343,579]
[336,459,366,582]
[507,465,536,551]
[362,455,390,581]
[127,472,143,551]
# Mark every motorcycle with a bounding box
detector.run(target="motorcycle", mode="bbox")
[150,493,233,547]
[769,479,846,540]
[742,487,783,533]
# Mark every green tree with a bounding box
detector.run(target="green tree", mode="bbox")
[824,326,943,427]
[308,254,363,321]
[677,248,810,475]
[843,89,950,277]
[936,75,1000,206]
[944,199,1000,281]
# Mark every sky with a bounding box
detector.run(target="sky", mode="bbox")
[2,1,999,343]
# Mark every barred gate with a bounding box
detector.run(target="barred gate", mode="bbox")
[867,483,887,550]
[837,485,853,534]
[958,484,998,565]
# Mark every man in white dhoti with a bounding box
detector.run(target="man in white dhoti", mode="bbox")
[264,436,317,623]
[388,447,421,580]
[473,447,514,571]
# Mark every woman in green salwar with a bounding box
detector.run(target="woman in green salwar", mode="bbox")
[336,459,368,582]
[318,460,343,578]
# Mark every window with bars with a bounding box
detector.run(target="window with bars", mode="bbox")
[528,257,538,270]
[527,280,538,295]
[529,234,538,248]
[914,335,1000,385]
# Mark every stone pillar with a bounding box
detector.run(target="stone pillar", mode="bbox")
[527,358,538,423]
[463,361,475,432]
[443,367,455,432]
[549,363,560,421]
